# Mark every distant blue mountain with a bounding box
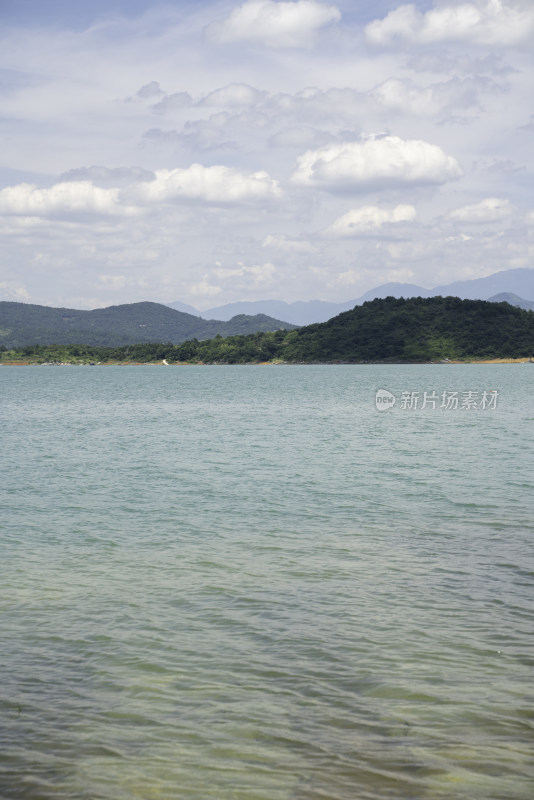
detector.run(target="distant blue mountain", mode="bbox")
[196,299,353,326]
[431,268,534,301]
[165,299,202,316]
[357,282,432,303]
[167,286,430,325]
[166,267,534,326]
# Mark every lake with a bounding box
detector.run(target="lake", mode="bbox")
[1,364,533,799]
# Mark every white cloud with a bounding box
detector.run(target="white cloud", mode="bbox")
[1,1,533,309]
[448,197,512,222]
[206,0,341,48]
[292,136,462,190]
[200,84,266,107]
[0,181,139,218]
[325,204,417,236]
[0,161,282,230]
[366,1,534,48]
[370,75,499,117]
[372,78,438,116]
[129,164,282,204]
[145,76,501,147]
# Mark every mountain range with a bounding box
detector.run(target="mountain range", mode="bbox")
[7,296,534,365]
[0,301,295,349]
[167,268,534,325]
[2,268,533,350]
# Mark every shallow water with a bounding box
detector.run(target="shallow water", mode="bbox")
[1,364,533,799]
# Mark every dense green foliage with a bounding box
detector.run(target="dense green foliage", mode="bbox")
[2,297,533,364]
[278,295,534,362]
[0,301,295,348]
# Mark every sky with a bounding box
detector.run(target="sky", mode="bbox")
[0,0,533,310]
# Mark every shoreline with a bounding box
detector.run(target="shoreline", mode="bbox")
[1,357,531,367]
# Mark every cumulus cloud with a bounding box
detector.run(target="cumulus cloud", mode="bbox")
[140,75,504,163]
[2,2,532,309]
[448,197,512,222]
[371,75,500,118]
[0,181,138,218]
[206,0,341,48]
[292,135,462,191]
[366,1,534,48]
[129,164,282,204]
[325,204,417,236]
[0,164,281,219]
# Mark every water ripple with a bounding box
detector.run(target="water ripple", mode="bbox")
[1,365,533,800]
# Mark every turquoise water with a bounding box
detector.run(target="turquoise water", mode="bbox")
[1,364,533,800]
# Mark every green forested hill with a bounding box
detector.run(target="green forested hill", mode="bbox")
[0,301,296,348]
[277,295,534,362]
[166,295,533,362]
[3,297,533,364]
